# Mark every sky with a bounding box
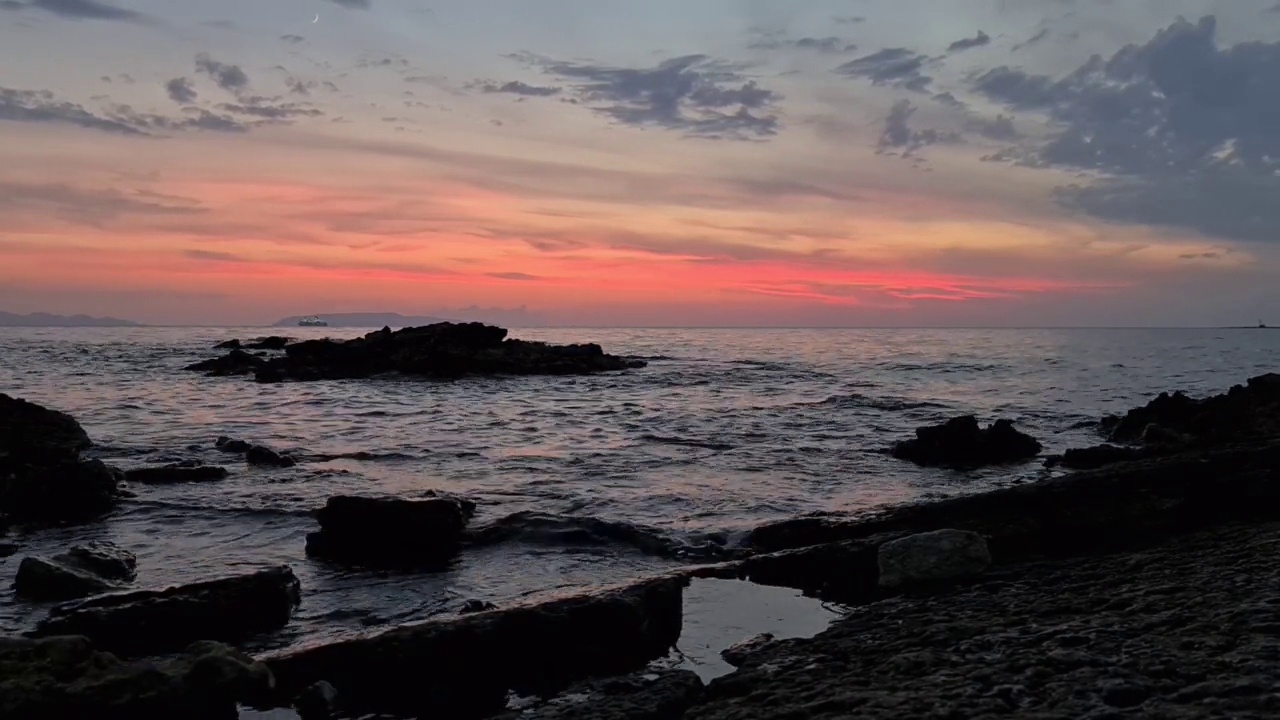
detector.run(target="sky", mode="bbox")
[1,0,1279,326]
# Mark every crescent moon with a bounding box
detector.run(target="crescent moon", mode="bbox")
[312,13,319,23]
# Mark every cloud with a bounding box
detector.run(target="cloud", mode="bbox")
[281,34,305,44]
[216,100,322,120]
[1012,29,1050,52]
[749,33,857,54]
[486,271,542,281]
[877,99,963,155]
[0,181,204,226]
[933,91,965,108]
[165,77,197,104]
[972,15,1280,243]
[0,86,147,135]
[833,15,865,24]
[285,77,317,96]
[517,53,781,139]
[948,31,991,53]
[1,0,147,23]
[479,80,561,97]
[325,0,370,7]
[195,53,250,94]
[184,249,246,262]
[976,114,1017,140]
[835,48,933,91]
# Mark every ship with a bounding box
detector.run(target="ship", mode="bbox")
[297,316,329,327]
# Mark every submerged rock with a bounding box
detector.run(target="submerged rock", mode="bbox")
[124,462,230,484]
[264,576,685,718]
[877,529,992,589]
[460,599,498,614]
[1046,443,1148,470]
[213,339,241,350]
[245,445,296,468]
[0,542,17,558]
[0,635,273,720]
[891,416,1042,468]
[305,495,470,568]
[184,322,645,383]
[34,565,302,656]
[14,556,121,601]
[0,394,121,526]
[62,541,137,580]
[214,436,252,453]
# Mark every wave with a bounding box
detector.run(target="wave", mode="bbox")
[639,434,735,452]
[466,511,732,560]
[306,451,426,463]
[813,393,948,412]
[118,498,313,519]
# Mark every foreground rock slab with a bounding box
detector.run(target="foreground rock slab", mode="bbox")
[891,416,1042,468]
[264,576,685,718]
[0,394,120,525]
[500,670,704,720]
[0,636,273,720]
[34,565,301,656]
[14,541,138,601]
[305,495,472,568]
[185,322,646,383]
[689,521,1280,720]
[877,529,991,589]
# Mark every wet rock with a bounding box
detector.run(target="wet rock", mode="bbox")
[891,416,1042,468]
[14,556,120,601]
[295,680,338,720]
[0,542,16,558]
[244,336,291,350]
[878,529,992,589]
[213,339,241,349]
[34,565,302,656]
[246,445,296,468]
[1103,373,1280,445]
[0,394,121,525]
[721,633,775,668]
[215,436,252,454]
[305,495,470,568]
[460,599,498,614]
[184,322,645,383]
[499,670,704,720]
[183,349,266,376]
[0,635,274,720]
[264,576,685,718]
[1046,443,1148,470]
[61,541,137,581]
[124,462,230,484]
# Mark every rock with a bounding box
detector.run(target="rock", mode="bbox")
[246,445,296,468]
[14,556,120,600]
[721,633,775,667]
[878,529,992,589]
[264,576,685,718]
[1048,444,1148,470]
[305,495,470,568]
[460,599,497,614]
[34,565,302,656]
[61,541,137,581]
[215,436,252,453]
[891,416,1042,468]
[0,542,17,558]
[1103,373,1280,445]
[0,394,121,525]
[498,670,703,720]
[0,635,274,720]
[124,462,230,484]
[183,322,645,383]
[213,339,241,349]
[295,680,339,720]
[244,336,291,350]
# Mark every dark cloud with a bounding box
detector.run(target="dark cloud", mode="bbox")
[285,77,316,96]
[519,54,781,139]
[948,31,991,53]
[0,86,146,135]
[480,80,561,97]
[486,272,541,281]
[0,181,205,226]
[1012,29,1050,52]
[325,0,370,7]
[977,114,1018,140]
[750,33,857,54]
[184,249,245,262]
[165,77,198,104]
[877,99,963,155]
[972,15,1280,242]
[835,48,933,91]
[1268,3,1280,12]
[933,92,965,108]
[833,15,865,24]
[216,100,322,120]
[281,34,305,44]
[195,53,250,94]
[1,0,147,23]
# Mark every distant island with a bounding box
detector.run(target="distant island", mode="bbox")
[0,311,141,327]
[271,312,451,328]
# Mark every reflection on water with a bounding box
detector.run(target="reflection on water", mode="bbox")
[1,326,1276,649]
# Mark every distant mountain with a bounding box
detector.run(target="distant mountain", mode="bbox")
[272,312,451,328]
[0,311,142,327]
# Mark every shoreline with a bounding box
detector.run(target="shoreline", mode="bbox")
[3,367,1278,718]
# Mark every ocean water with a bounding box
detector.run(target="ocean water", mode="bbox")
[1,326,1277,650]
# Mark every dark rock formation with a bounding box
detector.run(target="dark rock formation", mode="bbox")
[890,416,1042,468]
[34,565,302,656]
[721,634,775,668]
[244,336,291,350]
[460,599,498,614]
[294,680,339,720]
[0,636,273,720]
[215,436,251,453]
[124,462,230,484]
[687,522,1280,720]
[184,322,646,383]
[498,670,704,720]
[0,542,17,558]
[876,529,991,589]
[1102,373,1280,444]
[0,394,120,525]
[305,495,471,568]
[213,339,241,350]
[1045,443,1148,470]
[245,445,296,468]
[13,541,136,600]
[263,576,685,718]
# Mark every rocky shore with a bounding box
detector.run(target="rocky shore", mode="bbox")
[1,373,1277,718]
[185,322,646,383]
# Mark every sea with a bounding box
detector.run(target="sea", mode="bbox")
[1,326,1277,655]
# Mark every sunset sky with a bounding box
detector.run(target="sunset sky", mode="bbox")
[2,0,1278,326]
